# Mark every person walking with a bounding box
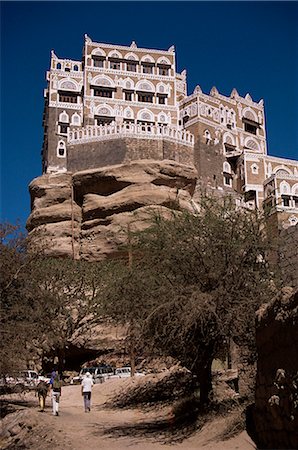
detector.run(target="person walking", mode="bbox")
[81,372,93,412]
[50,370,62,416]
[36,381,49,412]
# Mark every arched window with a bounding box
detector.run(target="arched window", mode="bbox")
[57,63,62,70]
[245,138,260,152]
[280,181,291,194]
[223,162,232,186]
[141,55,155,74]
[73,65,79,71]
[59,111,69,123]
[108,50,122,70]
[137,109,154,128]
[57,140,66,158]
[71,113,81,126]
[203,129,211,145]
[136,80,155,103]
[158,112,168,125]
[58,111,69,135]
[94,104,115,126]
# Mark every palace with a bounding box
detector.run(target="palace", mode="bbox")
[42,35,298,229]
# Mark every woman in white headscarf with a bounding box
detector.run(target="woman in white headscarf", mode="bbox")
[81,372,94,412]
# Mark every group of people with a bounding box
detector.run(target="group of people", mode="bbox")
[36,370,94,416]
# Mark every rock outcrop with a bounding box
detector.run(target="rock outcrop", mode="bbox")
[27,160,198,260]
[247,287,298,449]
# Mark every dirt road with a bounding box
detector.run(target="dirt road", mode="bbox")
[1,379,256,449]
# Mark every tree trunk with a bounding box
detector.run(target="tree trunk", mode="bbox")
[196,358,213,405]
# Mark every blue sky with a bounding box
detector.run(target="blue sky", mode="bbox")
[1,1,297,229]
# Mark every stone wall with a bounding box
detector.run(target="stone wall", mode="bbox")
[278,224,298,289]
[67,138,194,173]
[247,288,298,449]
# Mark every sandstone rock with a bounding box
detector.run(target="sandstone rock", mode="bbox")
[73,159,197,202]
[27,160,198,261]
[27,201,81,231]
[29,172,72,208]
[80,205,181,261]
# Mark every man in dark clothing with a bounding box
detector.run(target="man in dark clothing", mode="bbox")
[36,381,49,412]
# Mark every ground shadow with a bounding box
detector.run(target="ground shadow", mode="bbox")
[93,409,204,444]
[0,398,37,418]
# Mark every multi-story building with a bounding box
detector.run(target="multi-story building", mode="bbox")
[41,35,298,229]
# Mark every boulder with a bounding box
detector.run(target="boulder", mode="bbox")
[27,159,198,260]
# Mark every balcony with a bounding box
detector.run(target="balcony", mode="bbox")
[68,123,194,147]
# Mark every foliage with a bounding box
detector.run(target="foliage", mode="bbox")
[100,195,279,403]
[0,223,105,375]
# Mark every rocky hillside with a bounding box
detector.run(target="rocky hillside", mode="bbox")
[27,159,198,260]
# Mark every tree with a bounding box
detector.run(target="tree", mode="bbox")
[0,223,44,376]
[0,222,105,376]
[100,195,279,403]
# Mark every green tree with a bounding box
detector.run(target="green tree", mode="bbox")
[100,196,279,404]
[0,223,105,376]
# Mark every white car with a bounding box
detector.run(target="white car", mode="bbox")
[112,367,145,379]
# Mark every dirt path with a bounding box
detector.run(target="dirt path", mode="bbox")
[1,379,256,449]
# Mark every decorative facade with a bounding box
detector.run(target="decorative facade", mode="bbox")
[41,35,298,229]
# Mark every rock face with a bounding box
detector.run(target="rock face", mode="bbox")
[247,288,298,449]
[27,160,198,260]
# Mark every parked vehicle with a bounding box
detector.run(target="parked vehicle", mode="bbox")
[94,365,114,383]
[114,367,131,378]
[38,373,52,384]
[71,365,114,384]
[112,367,145,379]
[19,370,39,385]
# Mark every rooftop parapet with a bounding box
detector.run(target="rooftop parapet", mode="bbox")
[68,123,194,147]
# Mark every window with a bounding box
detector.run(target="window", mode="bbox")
[126,62,137,72]
[71,114,81,126]
[138,92,153,103]
[124,91,133,101]
[57,141,66,158]
[244,121,257,135]
[73,65,79,71]
[204,129,211,144]
[159,66,169,76]
[93,57,104,68]
[59,123,68,134]
[59,91,78,103]
[224,144,235,155]
[94,87,114,98]
[142,64,153,74]
[293,197,298,208]
[56,63,61,70]
[95,116,115,126]
[158,94,167,105]
[65,67,70,72]
[110,61,120,70]
[224,174,232,186]
[251,164,259,175]
[281,195,290,207]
